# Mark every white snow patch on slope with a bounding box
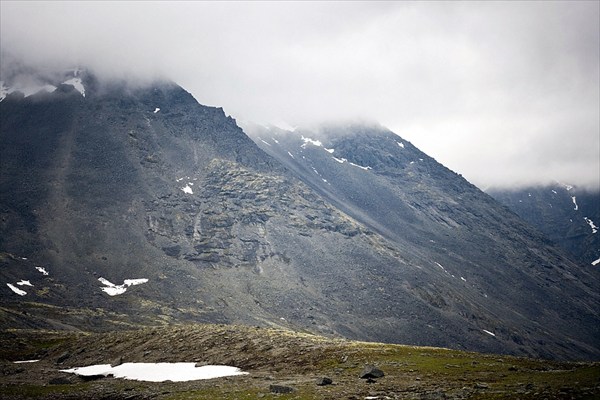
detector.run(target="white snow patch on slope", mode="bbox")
[153,108,160,113]
[551,190,557,194]
[181,185,193,194]
[0,81,8,101]
[571,196,578,210]
[584,217,598,234]
[98,277,148,296]
[324,147,335,154]
[16,280,33,286]
[7,283,27,296]
[13,360,40,364]
[61,363,248,382]
[35,266,49,275]
[287,151,295,159]
[62,77,85,97]
[333,156,347,164]
[259,138,271,146]
[301,136,322,148]
[483,329,496,337]
[460,277,467,282]
[0,81,57,99]
[592,257,600,266]
[271,138,279,144]
[349,162,372,170]
[397,141,405,148]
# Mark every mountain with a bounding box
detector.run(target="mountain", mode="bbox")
[1,71,599,361]
[487,184,600,266]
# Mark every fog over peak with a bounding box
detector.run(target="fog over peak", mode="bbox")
[1,1,598,190]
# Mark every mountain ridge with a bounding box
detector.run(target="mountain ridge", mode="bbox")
[1,72,599,361]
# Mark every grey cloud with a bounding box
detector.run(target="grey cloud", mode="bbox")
[1,1,598,189]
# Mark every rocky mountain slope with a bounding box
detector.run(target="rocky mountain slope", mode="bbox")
[1,71,599,361]
[487,184,599,266]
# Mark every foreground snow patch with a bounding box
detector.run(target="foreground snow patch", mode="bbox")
[592,257,600,266]
[98,277,148,296]
[61,363,248,382]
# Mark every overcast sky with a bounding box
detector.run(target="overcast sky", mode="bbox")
[1,1,598,190]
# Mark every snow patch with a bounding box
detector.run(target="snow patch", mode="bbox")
[349,162,372,171]
[271,138,279,144]
[259,138,271,146]
[35,266,49,275]
[153,108,160,113]
[397,141,405,148]
[0,81,8,102]
[62,77,85,97]
[0,81,57,100]
[483,329,496,337]
[333,156,347,164]
[181,185,193,194]
[301,136,323,148]
[460,277,467,282]
[287,151,295,159]
[61,363,247,382]
[592,257,600,266]
[13,360,40,364]
[7,283,27,296]
[571,196,578,211]
[584,217,598,234]
[551,190,557,194]
[98,277,148,296]
[16,280,33,286]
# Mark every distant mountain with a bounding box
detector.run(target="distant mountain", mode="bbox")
[487,184,600,266]
[1,71,599,361]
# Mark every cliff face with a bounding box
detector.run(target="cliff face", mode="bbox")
[1,73,598,360]
[488,183,600,266]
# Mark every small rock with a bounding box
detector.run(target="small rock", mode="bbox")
[56,352,70,364]
[359,365,385,379]
[111,356,124,367]
[49,377,72,385]
[270,384,295,393]
[474,383,489,389]
[316,377,333,386]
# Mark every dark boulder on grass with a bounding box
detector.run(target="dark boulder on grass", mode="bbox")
[359,365,385,379]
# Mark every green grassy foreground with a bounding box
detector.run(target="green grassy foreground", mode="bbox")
[1,324,598,399]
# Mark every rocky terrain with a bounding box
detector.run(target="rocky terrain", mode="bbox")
[1,324,599,399]
[487,184,599,266]
[1,70,599,363]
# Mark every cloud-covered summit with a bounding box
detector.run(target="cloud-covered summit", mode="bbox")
[1,1,598,189]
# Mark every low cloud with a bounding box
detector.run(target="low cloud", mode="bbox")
[1,1,598,189]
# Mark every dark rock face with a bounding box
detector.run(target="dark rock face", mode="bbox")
[487,184,600,266]
[1,72,599,361]
[246,123,600,360]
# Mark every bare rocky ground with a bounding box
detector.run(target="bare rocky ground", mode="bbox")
[1,324,599,399]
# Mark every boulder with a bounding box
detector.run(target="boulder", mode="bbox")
[359,365,385,379]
